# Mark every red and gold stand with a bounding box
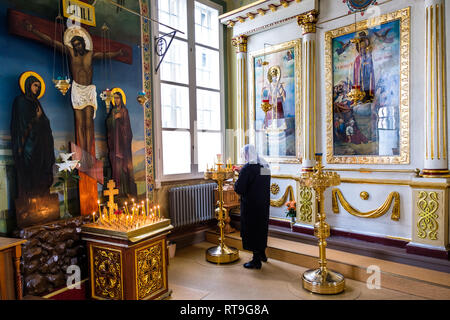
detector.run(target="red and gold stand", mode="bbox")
[81,219,173,300]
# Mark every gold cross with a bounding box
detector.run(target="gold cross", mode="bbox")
[104,180,119,216]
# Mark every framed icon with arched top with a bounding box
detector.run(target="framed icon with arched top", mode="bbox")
[248,39,302,164]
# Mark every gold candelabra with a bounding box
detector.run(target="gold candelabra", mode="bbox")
[204,155,239,264]
[298,153,345,294]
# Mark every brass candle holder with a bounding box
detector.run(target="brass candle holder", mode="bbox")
[53,78,71,96]
[204,156,239,264]
[298,153,344,294]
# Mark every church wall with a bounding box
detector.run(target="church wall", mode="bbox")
[225,0,450,250]
[0,0,149,233]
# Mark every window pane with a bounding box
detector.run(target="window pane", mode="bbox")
[162,131,191,175]
[197,132,221,172]
[158,0,187,39]
[161,84,190,129]
[197,89,220,130]
[195,46,220,89]
[160,39,189,84]
[195,1,219,48]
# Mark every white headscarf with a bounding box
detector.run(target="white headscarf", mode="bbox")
[241,144,269,169]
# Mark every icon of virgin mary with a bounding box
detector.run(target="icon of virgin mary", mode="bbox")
[11,71,55,197]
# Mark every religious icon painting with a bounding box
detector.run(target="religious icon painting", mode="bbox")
[325,7,410,164]
[249,39,302,163]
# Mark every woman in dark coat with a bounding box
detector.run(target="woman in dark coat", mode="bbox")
[11,75,55,198]
[106,91,137,197]
[234,144,271,269]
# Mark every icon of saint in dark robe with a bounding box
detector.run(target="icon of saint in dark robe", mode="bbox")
[106,89,137,197]
[11,72,55,197]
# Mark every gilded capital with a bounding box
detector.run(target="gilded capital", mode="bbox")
[231,35,248,53]
[297,10,319,35]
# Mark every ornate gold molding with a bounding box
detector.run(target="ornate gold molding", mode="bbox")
[298,187,313,223]
[270,185,295,207]
[297,10,319,34]
[231,35,248,53]
[332,188,400,221]
[417,191,439,240]
[270,183,280,195]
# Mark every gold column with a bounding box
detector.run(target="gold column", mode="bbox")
[298,10,319,172]
[232,35,248,163]
[423,0,449,177]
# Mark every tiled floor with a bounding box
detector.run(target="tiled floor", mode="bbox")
[167,242,429,300]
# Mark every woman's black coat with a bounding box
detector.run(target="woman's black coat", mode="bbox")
[234,163,270,253]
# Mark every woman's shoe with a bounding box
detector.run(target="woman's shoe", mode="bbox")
[243,260,262,269]
[260,253,268,262]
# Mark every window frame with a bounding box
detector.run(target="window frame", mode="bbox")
[152,0,225,184]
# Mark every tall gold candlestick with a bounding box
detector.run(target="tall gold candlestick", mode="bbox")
[298,153,344,294]
[204,159,239,264]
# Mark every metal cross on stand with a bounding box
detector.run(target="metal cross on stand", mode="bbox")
[104,180,119,217]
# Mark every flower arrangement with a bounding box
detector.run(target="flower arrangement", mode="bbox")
[285,200,296,218]
[53,152,80,218]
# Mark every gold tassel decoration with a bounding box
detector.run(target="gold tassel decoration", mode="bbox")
[332,188,400,221]
[270,185,295,207]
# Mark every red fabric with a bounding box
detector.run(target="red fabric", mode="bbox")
[48,282,87,300]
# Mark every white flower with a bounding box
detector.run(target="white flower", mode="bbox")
[60,152,75,162]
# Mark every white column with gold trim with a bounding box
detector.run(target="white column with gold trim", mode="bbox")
[232,35,248,163]
[423,0,449,176]
[298,10,319,172]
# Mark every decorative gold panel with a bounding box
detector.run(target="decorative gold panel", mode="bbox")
[417,191,439,240]
[298,187,313,223]
[135,239,166,300]
[91,246,123,300]
[332,188,400,221]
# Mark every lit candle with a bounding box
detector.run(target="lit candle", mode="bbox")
[157,205,161,218]
[141,201,146,215]
[124,202,129,215]
[97,200,101,214]
[146,198,150,217]
[92,212,96,223]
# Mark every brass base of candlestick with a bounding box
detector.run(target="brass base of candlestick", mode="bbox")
[206,244,239,264]
[302,268,345,295]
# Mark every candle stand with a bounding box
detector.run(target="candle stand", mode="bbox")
[204,158,239,264]
[298,154,345,294]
